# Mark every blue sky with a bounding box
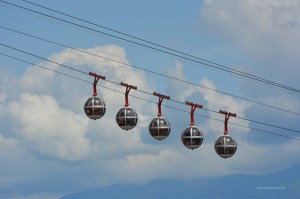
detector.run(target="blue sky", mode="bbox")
[0,0,300,198]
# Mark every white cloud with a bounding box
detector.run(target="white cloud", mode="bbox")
[19,63,56,90]
[1,44,155,162]
[0,44,160,196]
[6,93,90,161]
[0,44,299,197]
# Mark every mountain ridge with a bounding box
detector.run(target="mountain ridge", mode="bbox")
[59,164,300,199]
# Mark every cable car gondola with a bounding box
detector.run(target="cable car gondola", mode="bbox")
[84,72,106,120]
[116,82,138,131]
[149,92,171,141]
[214,110,237,159]
[181,101,204,150]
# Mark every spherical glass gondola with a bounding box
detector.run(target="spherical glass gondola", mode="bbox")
[181,126,203,150]
[214,135,237,159]
[116,107,138,130]
[84,97,106,120]
[149,117,171,141]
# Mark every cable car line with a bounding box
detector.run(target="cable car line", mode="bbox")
[14,0,300,94]
[0,26,299,117]
[17,0,275,89]
[1,42,300,134]
[1,0,300,94]
[0,50,300,140]
[18,0,226,67]
[1,51,299,141]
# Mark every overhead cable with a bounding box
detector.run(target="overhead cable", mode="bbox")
[1,51,299,141]
[0,0,300,94]
[0,46,299,137]
[0,26,299,117]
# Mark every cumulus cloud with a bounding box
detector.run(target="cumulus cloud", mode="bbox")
[0,44,160,196]
[5,93,90,161]
[0,43,299,198]
[10,44,157,160]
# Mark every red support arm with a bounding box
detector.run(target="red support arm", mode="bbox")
[153,92,170,117]
[219,110,237,135]
[121,82,137,107]
[89,72,106,96]
[186,101,203,126]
